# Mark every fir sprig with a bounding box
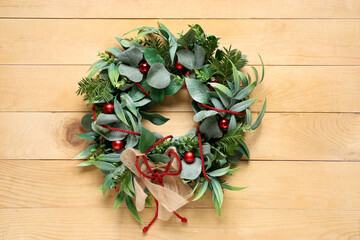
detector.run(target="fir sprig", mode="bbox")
[76,75,114,104]
[217,124,250,156]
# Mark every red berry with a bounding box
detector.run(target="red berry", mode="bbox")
[103,103,114,114]
[209,76,219,91]
[184,151,195,164]
[219,118,230,130]
[174,60,184,70]
[139,62,150,73]
[112,140,124,150]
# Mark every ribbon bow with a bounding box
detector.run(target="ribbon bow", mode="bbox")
[120,146,193,233]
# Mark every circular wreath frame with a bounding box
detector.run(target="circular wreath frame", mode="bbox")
[75,22,266,231]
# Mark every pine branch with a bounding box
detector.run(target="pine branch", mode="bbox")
[217,124,249,156]
[76,76,114,104]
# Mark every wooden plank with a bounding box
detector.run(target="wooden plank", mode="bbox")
[1,160,359,210]
[0,0,359,19]
[0,207,359,239]
[1,66,360,112]
[0,19,359,65]
[0,112,360,161]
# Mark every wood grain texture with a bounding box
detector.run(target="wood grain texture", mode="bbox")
[0,208,359,240]
[0,112,359,161]
[1,160,359,211]
[1,65,359,112]
[1,0,359,19]
[1,19,360,65]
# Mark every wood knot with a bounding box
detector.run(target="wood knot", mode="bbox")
[64,120,87,147]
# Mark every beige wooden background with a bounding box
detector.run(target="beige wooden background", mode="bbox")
[0,1,360,239]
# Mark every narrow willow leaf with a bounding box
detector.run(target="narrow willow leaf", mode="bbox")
[88,60,108,78]
[211,189,222,216]
[231,61,241,93]
[125,195,143,223]
[246,109,252,125]
[226,166,242,175]
[76,132,98,140]
[227,115,236,133]
[105,47,122,57]
[134,98,151,107]
[140,111,169,125]
[238,71,248,86]
[238,138,250,159]
[121,93,138,117]
[192,180,208,201]
[114,98,129,126]
[234,81,257,100]
[209,83,232,97]
[76,160,93,167]
[124,110,138,131]
[122,26,158,36]
[148,154,170,163]
[74,145,93,159]
[98,153,121,163]
[258,54,265,84]
[94,161,116,171]
[208,165,230,177]
[114,191,125,212]
[229,98,257,112]
[108,63,120,88]
[250,66,259,84]
[221,183,246,191]
[102,174,113,196]
[251,98,267,130]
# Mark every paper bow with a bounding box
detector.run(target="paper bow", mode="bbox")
[120,147,193,220]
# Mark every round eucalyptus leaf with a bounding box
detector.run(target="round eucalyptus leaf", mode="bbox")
[119,64,143,83]
[117,46,143,66]
[176,49,195,69]
[180,157,202,180]
[146,62,171,89]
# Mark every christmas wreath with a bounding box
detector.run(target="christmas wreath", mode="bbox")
[75,23,266,233]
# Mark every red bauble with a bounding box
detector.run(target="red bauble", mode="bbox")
[112,140,124,150]
[219,118,230,130]
[209,76,219,91]
[103,103,114,114]
[139,62,150,73]
[174,60,184,70]
[184,151,195,164]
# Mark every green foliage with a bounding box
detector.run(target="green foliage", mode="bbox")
[76,75,114,104]
[217,124,251,156]
[209,47,248,83]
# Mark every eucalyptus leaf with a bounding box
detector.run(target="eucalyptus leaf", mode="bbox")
[180,157,202,180]
[76,132,98,140]
[194,45,205,69]
[221,183,246,191]
[193,110,218,122]
[114,191,125,212]
[105,47,123,57]
[74,145,93,159]
[108,63,120,88]
[99,153,121,163]
[117,47,143,66]
[102,174,113,196]
[81,113,94,132]
[95,113,119,125]
[199,116,223,139]
[209,83,232,97]
[139,127,156,153]
[125,195,142,223]
[185,78,210,104]
[208,165,230,177]
[119,64,143,83]
[234,81,257,100]
[251,98,267,130]
[150,88,165,104]
[229,98,257,112]
[114,99,129,126]
[94,161,116,171]
[140,111,169,125]
[146,62,171,89]
[148,154,170,163]
[192,180,208,201]
[144,48,165,66]
[176,49,195,69]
